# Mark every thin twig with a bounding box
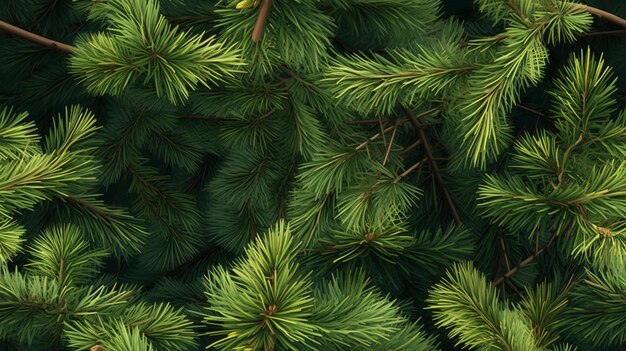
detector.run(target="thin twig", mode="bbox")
[500,237,512,272]
[492,231,559,287]
[382,120,398,166]
[246,202,258,241]
[404,108,462,225]
[164,246,221,279]
[252,0,272,42]
[418,121,443,128]
[393,157,426,183]
[64,196,113,221]
[378,117,387,148]
[505,279,524,296]
[277,158,297,218]
[584,29,626,36]
[400,139,422,155]
[518,104,546,117]
[0,20,74,53]
[355,124,398,150]
[557,133,584,183]
[349,118,407,125]
[315,193,332,226]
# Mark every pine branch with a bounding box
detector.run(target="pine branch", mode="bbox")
[0,20,74,53]
[492,231,559,287]
[405,108,462,225]
[252,0,272,42]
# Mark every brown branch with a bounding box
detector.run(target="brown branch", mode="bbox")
[404,108,462,225]
[378,117,387,148]
[492,231,559,287]
[0,19,74,53]
[507,0,526,20]
[393,157,426,183]
[382,120,398,166]
[584,29,626,36]
[252,0,272,42]
[505,279,524,296]
[400,139,422,155]
[584,5,626,29]
[355,123,398,150]
[64,196,114,222]
[518,104,546,117]
[349,118,407,125]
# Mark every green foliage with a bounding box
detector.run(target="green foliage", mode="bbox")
[203,222,438,350]
[0,268,133,346]
[0,106,97,218]
[0,219,25,264]
[26,224,108,285]
[215,0,333,75]
[478,49,626,269]
[519,280,570,348]
[564,267,626,347]
[65,303,197,351]
[1,0,626,350]
[70,0,243,104]
[324,23,475,115]
[428,262,540,351]
[203,221,318,350]
[0,107,39,160]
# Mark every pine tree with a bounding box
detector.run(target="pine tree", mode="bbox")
[1,0,626,350]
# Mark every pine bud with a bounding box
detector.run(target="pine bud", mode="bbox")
[235,0,260,10]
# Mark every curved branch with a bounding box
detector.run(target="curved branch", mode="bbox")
[583,5,626,29]
[0,20,74,53]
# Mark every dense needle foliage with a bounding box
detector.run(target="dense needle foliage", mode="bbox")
[0,0,625,350]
